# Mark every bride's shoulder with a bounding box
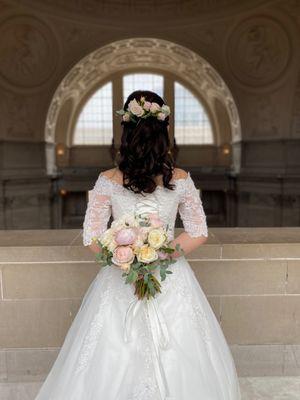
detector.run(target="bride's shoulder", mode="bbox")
[100,167,119,179]
[172,168,189,181]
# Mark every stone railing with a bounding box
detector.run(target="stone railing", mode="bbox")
[0,228,299,389]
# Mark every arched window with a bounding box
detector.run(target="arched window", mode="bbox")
[174,82,213,144]
[73,81,113,145]
[123,73,164,99]
[73,73,213,145]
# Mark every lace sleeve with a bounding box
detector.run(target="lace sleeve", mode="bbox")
[178,173,208,238]
[82,174,112,246]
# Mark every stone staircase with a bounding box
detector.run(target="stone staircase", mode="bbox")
[0,228,300,400]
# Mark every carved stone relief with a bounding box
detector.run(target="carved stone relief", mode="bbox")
[0,0,13,13]
[250,95,279,137]
[45,38,241,145]
[0,15,60,91]
[10,0,273,25]
[6,95,34,138]
[227,16,291,88]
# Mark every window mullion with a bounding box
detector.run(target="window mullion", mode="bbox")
[164,75,175,147]
[112,75,123,147]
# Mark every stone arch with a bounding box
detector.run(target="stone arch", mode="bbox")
[46,38,241,145]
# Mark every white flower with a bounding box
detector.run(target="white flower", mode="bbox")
[128,99,145,117]
[112,213,139,229]
[150,102,161,113]
[161,105,171,116]
[100,228,118,252]
[147,228,167,249]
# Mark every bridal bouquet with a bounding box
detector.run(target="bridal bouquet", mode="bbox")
[92,212,184,300]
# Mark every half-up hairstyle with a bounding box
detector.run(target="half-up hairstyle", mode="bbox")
[115,90,177,195]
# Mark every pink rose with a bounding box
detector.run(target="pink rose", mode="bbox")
[157,251,168,260]
[157,112,166,121]
[112,246,134,266]
[150,102,161,113]
[143,101,151,111]
[115,228,137,245]
[148,213,164,228]
[122,112,130,122]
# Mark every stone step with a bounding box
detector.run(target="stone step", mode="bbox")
[1,345,300,383]
[1,377,300,400]
[0,228,300,389]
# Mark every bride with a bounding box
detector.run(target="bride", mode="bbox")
[35,90,241,399]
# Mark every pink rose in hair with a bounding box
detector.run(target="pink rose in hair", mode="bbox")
[157,112,166,121]
[150,102,161,113]
[112,246,135,267]
[115,228,137,245]
[122,112,130,122]
[143,101,151,111]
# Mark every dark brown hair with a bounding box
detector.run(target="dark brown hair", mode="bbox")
[112,90,178,195]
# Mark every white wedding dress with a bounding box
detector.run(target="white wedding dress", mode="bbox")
[35,171,241,400]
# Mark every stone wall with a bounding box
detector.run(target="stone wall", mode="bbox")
[0,0,300,227]
[0,228,300,383]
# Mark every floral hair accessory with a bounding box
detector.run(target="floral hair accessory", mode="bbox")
[116,96,171,123]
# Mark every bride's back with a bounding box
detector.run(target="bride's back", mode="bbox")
[83,166,207,245]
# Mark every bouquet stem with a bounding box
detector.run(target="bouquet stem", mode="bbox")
[134,274,161,300]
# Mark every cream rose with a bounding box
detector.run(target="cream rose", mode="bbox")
[161,105,171,116]
[147,228,167,249]
[137,244,158,263]
[128,99,144,117]
[100,228,117,252]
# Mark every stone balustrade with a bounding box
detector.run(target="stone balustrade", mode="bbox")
[0,228,300,398]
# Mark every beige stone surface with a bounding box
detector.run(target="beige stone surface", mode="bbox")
[221,243,300,260]
[2,348,58,383]
[2,377,300,400]
[206,296,221,321]
[191,260,287,295]
[0,299,81,348]
[221,295,300,345]
[286,260,300,294]
[0,246,94,263]
[2,263,99,299]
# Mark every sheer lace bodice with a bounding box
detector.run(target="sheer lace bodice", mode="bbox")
[83,171,208,246]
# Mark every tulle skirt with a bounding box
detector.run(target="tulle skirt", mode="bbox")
[35,255,241,400]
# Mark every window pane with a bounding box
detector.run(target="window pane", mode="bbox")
[123,73,163,101]
[175,81,213,144]
[73,81,112,145]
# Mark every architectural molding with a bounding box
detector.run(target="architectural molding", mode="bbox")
[45,37,241,149]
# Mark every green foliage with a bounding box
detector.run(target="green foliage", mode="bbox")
[94,231,185,300]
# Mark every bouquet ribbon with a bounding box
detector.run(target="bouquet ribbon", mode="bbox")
[124,298,173,400]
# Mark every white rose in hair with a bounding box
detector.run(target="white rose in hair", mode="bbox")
[128,99,145,117]
[150,102,161,113]
[161,105,171,116]
[157,112,166,121]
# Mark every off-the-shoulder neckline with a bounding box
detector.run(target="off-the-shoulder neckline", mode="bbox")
[99,171,191,191]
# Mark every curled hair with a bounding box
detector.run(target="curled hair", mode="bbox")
[113,90,178,195]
